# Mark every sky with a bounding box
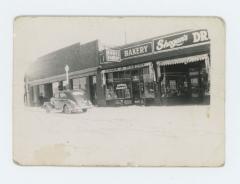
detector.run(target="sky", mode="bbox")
[14,16,210,66]
[13,16,223,107]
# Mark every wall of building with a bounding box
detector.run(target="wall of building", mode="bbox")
[95,70,106,106]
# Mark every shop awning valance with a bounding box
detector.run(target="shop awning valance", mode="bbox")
[102,62,151,73]
[156,54,209,66]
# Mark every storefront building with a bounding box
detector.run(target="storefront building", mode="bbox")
[24,40,105,107]
[24,29,211,107]
[100,29,211,106]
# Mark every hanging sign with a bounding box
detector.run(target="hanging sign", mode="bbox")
[104,49,121,62]
[153,30,209,52]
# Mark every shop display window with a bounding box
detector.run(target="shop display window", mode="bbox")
[105,83,116,100]
[39,84,45,97]
[52,82,59,96]
[106,79,132,100]
[143,67,149,75]
[107,72,113,82]
[125,71,131,79]
[63,80,68,90]
[115,83,131,99]
[169,80,177,90]
[159,60,210,99]
[190,78,199,86]
[105,65,157,103]
[72,77,87,90]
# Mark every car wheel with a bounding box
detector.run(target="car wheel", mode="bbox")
[63,105,71,114]
[82,108,87,112]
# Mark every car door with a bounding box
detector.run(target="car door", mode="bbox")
[52,92,62,110]
[59,92,68,109]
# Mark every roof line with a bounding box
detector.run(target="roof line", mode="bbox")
[113,29,194,49]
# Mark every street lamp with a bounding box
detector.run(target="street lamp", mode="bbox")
[65,65,69,89]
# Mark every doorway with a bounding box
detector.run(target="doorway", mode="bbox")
[132,81,141,104]
[89,75,97,105]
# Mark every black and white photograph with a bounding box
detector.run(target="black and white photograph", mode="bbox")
[13,17,225,166]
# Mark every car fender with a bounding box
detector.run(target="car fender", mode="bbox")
[61,101,73,111]
[43,102,54,108]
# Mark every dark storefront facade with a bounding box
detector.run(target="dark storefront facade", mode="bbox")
[100,29,211,106]
[24,29,211,107]
[24,40,105,107]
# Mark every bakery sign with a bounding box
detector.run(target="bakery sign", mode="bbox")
[104,29,209,61]
[153,29,209,52]
[121,42,152,59]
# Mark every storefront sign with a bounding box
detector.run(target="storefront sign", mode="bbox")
[121,43,152,59]
[116,83,127,90]
[101,29,209,64]
[153,30,209,52]
[103,62,151,73]
[104,49,121,62]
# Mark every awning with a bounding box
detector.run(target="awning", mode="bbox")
[102,62,151,73]
[156,54,209,66]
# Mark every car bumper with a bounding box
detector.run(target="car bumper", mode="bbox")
[71,105,92,112]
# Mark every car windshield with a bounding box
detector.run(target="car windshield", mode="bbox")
[65,90,87,102]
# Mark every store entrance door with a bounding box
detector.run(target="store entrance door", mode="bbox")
[132,81,141,104]
[89,75,97,105]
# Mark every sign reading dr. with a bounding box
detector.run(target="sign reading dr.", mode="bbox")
[121,42,152,59]
[153,30,209,52]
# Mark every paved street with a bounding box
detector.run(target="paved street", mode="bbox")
[13,105,224,166]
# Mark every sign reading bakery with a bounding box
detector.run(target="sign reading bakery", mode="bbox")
[153,29,209,52]
[121,42,152,59]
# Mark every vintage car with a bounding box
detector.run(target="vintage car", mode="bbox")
[43,90,92,113]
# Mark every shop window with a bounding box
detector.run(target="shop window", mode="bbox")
[79,78,87,90]
[73,78,79,90]
[132,69,140,81]
[169,80,177,90]
[106,73,113,83]
[39,85,45,97]
[144,82,155,98]
[131,69,139,76]
[63,80,68,90]
[92,75,97,84]
[119,71,124,79]
[124,70,131,79]
[72,77,87,90]
[113,72,119,79]
[52,82,59,96]
[164,80,178,97]
[115,83,131,99]
[106,81,132,100]
[105,83,117,100]
[190,78,199,86]
[143,67,149,74]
